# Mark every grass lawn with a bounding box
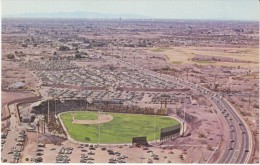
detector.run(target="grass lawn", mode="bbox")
[60,111,179,144]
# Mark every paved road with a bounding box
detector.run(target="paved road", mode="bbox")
[172,79,252,164]
[1,104,23,163]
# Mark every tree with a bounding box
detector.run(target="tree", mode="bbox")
[75,53,81,58]
[21,44,27,48]
[53,52,57,55]
[214,84,220,90]
[36,121,40,133]
[7,54,15,59]
[59,45,70,51]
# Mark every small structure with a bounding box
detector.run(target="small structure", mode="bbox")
[191,99,197,105]
[132,137,148,146]
[8,82,26,90]
[21,114,35,123]
[89,55,101,59]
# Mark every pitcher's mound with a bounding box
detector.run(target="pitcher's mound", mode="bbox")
[72,114,113,125]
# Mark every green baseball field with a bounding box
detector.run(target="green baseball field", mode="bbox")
[60,111,180,144]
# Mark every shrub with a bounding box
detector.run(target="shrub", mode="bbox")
[7,54,15,59]
[199,133,206,138]
[21,44,27,48]
[75,53,81,58]
[207,145,214,151]
[59,45,70,51]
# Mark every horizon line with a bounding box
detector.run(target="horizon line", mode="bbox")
[2,17,259,22]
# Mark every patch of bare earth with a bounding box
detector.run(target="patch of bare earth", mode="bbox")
[72,114,113,125]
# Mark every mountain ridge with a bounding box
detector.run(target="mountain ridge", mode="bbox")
[7,11,152,19]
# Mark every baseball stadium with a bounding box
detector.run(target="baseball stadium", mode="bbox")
[31,99,182,144]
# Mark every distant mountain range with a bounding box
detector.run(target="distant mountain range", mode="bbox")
[8,11,152,19]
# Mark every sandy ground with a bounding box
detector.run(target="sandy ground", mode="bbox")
[2,60,36,90]
[72,114,113,125]
[1,91,34,119]
[1,91,34,106]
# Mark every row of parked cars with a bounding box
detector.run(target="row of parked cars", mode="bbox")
[107,149,128,163]
[56,147,74,163]
[6,130,26,163]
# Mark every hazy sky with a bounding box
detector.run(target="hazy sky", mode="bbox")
[2,0,259,20]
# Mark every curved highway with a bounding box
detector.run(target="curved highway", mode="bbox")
[113,57,252,163]
[176,80,252,164]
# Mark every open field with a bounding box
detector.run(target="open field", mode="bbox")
[60,111,179,143]
[148,47,259,67]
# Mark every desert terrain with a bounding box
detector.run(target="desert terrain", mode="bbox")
[1,19,258,163]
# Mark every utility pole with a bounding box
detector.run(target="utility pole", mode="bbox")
[48,100,50,124]
[98,110,101,145]
[183,97,186,135]
[249,94,251,111]
[154,108,157,141]
[183,100,186,122]
[43,117,45,134]
[54,99,56,116]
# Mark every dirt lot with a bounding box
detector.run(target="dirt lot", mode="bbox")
[2,60,36,90]
[1,91,34,119]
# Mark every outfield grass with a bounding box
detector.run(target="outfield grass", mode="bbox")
[74,111,98,120]
[60,111,179,144]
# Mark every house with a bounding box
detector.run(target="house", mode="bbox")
[8,82,26,90]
